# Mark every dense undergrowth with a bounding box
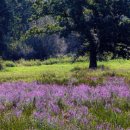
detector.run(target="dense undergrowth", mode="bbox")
[1,56,88,68]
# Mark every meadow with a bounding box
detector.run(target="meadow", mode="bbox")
[0,58,130,84]
[0,58,130,130]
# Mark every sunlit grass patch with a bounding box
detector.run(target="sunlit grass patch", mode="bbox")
[0,59,129,85]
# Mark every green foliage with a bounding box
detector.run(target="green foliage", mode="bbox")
[32,0,130,68]
[0,59,5,70]
[42,56,88,65]
[0,63,4,70]
[23,27,45,40]
[98,52,113,61]
[0,0,130,67]
[12,56,88,66]
[4,61,16,67]
[42,56,72,65]
[17,59,42,66]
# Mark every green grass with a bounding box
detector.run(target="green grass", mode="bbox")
[0,63,79,82]
[90,101,130,129]
[0,59,130,85]
[0,114,60,130]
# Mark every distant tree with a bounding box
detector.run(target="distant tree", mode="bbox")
[32,0,130,68]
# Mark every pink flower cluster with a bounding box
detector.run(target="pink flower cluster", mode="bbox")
[0,77,129,126]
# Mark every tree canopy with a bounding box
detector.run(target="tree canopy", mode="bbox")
[32,0,130,68]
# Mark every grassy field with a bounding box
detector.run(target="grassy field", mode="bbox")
[0,59,130,84]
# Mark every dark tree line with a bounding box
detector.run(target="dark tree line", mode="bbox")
[0,0,73,60]
[0,0,130,68]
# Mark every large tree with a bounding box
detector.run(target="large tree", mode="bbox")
[32,0,130,68]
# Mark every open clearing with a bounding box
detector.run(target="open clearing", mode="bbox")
[0,60,130,83]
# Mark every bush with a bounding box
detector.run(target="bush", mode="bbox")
[17,59,42,66]
[98,52,113,61]
[0,59,5,70]
[43,56,72,65]
[42,56,88,65]
[0,63,4,70]
[74,56,88,62]
[4,61,16,67]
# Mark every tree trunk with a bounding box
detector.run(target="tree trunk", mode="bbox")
[89,44,97,69]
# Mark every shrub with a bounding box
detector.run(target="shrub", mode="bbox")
[43,56,72,65]
[0,63,4,70]
[98,52,113,61]
[0,59,4,70]
[75,56,88,62]
[4,61,16,67]
[17,59,42,66]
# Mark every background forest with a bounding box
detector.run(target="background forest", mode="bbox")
[1,0,82,60]
[0,0,130,65]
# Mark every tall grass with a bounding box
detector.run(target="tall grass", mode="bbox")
[0,59,129,85]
